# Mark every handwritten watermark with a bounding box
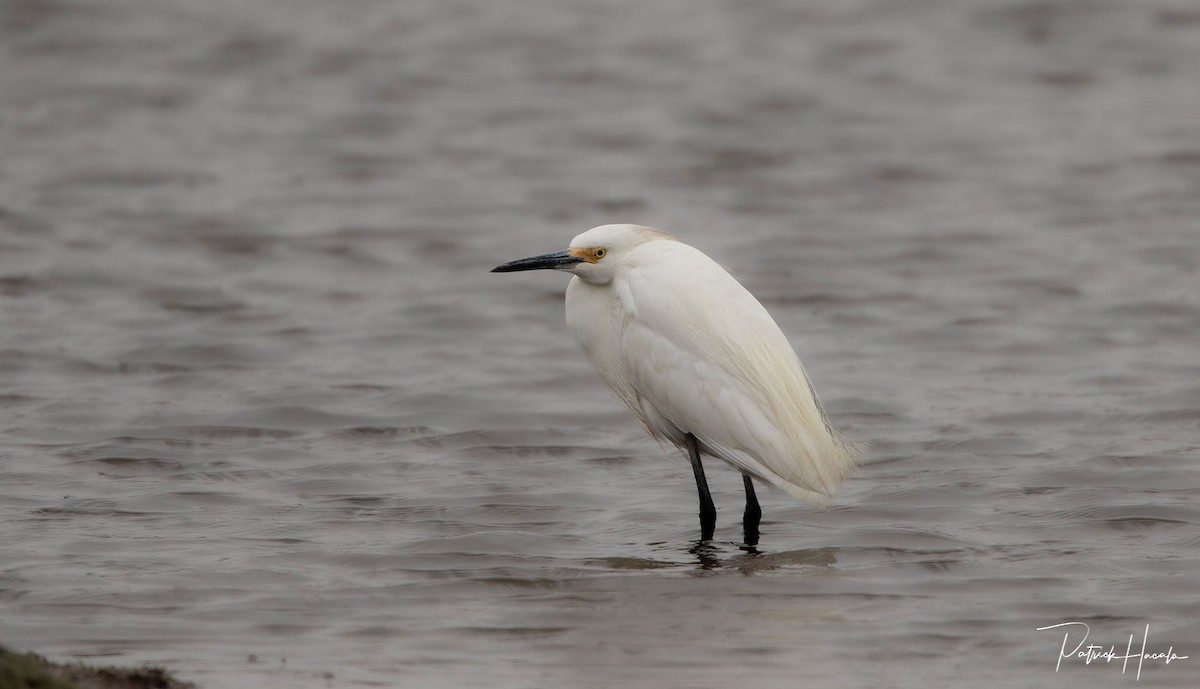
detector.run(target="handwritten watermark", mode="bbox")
[1036,622,1188,681]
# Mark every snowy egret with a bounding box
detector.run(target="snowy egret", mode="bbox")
[492,224,860,543]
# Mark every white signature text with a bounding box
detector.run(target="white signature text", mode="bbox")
[1036,622,1188,680]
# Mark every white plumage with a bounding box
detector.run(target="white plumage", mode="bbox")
[493,223,860,540]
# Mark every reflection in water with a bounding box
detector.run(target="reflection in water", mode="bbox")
[690,540,725,571]
[688,540,838,573]
[589,542,837,574]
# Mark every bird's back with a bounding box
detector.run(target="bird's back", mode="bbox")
[567,237,859,504]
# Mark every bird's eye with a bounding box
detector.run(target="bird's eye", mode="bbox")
[594,248,606,259]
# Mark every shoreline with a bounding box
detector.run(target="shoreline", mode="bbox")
[0,644,196,689]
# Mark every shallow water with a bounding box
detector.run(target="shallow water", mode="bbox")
[2,0,1198,687]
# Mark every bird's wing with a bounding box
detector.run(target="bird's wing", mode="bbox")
[616,243,856,502]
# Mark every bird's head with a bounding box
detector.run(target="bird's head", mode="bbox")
[491,224,674,285]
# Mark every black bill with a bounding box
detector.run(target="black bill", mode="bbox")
[491,250,581,273]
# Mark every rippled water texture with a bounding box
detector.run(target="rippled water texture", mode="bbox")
[2,0,1199,687]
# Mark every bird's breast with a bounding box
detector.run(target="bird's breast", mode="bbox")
[565,277,647,428]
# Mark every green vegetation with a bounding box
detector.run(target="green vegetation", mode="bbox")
[0,645,195,689]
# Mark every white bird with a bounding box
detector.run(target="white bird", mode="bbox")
[492,224,860,543]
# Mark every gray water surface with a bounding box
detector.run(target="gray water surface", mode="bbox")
[2,0,1199,687]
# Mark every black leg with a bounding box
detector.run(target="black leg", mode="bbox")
[685,433,716,540]
[742,473,761,546]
